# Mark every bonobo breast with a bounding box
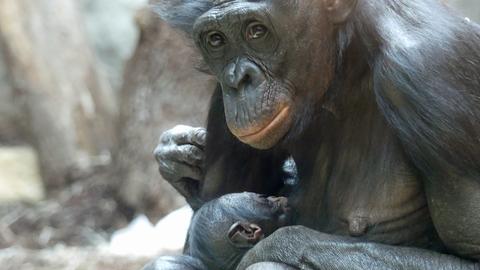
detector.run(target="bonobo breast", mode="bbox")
[289,105,438,248]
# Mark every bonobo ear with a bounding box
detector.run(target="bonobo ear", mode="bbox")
[153,0,213,34]
[323,0,358,24]
[228,222,265,248]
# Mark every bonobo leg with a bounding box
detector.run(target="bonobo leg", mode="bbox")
[237,226,480,270]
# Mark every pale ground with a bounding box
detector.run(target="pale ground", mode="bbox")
[0,247,151,270]
[0,146,192,270]
[0,207,192,270]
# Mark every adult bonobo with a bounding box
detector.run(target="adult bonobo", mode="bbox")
[154,0,480,269]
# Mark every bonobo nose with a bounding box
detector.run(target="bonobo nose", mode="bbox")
[224,59,265,90]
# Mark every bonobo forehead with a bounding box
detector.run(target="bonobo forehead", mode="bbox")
[194,1,266,31]
[193,0,294,32]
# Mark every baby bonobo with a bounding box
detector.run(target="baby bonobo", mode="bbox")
[187,192,293,270]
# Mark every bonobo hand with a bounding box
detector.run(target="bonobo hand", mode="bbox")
[155,125,206,209]
[237,226,353,270]
[238,226,479,270]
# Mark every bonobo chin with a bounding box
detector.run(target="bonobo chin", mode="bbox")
[187,192,293,270]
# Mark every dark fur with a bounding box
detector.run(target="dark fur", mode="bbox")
[356,1,480,180]
[202,85,289,199]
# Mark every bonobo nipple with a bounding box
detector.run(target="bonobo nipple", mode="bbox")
[348,217,369,237]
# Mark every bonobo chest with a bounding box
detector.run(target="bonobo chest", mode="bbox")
[290,113,436,247]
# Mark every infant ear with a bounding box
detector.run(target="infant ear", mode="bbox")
[153,0,213,34]
[228,222,264,248]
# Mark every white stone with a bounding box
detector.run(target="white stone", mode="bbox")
[107,206,193,257]
[0,146,45,203]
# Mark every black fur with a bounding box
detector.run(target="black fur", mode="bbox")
[201,85,288,199]
[350,0,480,180]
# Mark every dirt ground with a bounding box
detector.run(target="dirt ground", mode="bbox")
[0,171,158,270]
[0,247,151,270]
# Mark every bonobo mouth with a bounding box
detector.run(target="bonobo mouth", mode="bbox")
[236,106,291,147]
[267,196,292,226]
[267,196,291,214]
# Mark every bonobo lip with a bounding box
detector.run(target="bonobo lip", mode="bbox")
[237,106,290,145]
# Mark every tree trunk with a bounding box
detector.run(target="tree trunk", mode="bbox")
[0,44,23,144]
[0,0,117,187]
[114,8,215,221]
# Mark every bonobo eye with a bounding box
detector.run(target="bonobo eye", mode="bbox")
[206,31,226,49]
[246,22,268,40]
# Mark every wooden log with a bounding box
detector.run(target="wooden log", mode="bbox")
[0,0,117,187]
[113,8,215,220]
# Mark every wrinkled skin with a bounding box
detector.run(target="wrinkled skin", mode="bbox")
[154,125,206,209]
[190,0,335,150]
[154,0,480,269]
[238,226,477,270]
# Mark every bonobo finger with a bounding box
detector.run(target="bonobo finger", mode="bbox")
[158,125,193,144]
[160,160,203,183]
[154,142,205,166]
[154,143,167,164]
[166,145,205,167]
[169,125,207,147]
[167,159,203,182]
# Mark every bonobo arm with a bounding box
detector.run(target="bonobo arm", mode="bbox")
[373,25,480,260]
[237,226,480,270]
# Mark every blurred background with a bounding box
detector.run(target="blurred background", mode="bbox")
[0,0,477,269]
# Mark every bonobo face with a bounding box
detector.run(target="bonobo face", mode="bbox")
[192,0,337,149]
[217,192,292,237]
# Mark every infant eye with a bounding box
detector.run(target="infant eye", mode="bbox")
[206,32,226,48]
[246,22,268,40]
